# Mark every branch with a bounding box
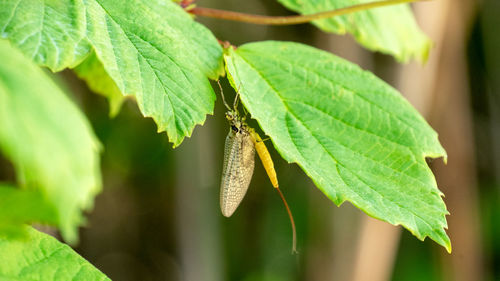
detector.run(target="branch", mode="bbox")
[188,0,428,25]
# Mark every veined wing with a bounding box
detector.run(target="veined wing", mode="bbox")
[220,129,255,217]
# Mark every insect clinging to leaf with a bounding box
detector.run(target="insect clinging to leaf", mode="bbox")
[219,88,255,217]
[217,81,297,253]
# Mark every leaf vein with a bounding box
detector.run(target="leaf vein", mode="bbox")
[0,0,22,35]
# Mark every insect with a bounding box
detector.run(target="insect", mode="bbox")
[218,81,297,253]
[219,98,255,218]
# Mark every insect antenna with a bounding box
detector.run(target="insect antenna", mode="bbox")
[217,80,231,111]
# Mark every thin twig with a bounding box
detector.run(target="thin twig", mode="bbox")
[188,0,429,25]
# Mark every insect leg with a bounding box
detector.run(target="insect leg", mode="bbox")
[233,90,240,111]
[232,83,243,111]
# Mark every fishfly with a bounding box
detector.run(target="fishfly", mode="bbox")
[218,81,297,253]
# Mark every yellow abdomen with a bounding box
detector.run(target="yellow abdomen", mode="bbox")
[250,130,278,188]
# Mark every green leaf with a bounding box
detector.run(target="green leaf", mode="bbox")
[0,40,102,244]
[0,0,91,71]
[1,0,224,146]
[0,184,57,238]
[276,0,431,62]
[84,0,223,146]
[74,52,125,117]
[224,41,450,251]
[0,227,110,281]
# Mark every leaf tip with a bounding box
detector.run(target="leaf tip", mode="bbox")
[419,38,433,64]
[59,224,79,246]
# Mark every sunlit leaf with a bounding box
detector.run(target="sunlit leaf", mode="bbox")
[84,0,224,145]
[0,227,110,280]
[0,40,102,243]
[0,184,57,238]
[74,52,125,117]
[276,0,431,62]
[225,41,450,251]
[0,0,224,146]
[0,0,91,71]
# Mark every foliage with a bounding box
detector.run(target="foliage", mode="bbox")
[225,41,449,251]
[276,0,431,62]
[0,0,223,146]
[0,184,57,238]
[0,0,450,279]
[73,52,124,117]
[0,40,101,243]
[0,227,110,280]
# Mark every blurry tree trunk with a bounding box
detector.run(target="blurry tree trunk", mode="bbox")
[316,0,482,280]
[174,119,224,281]
[350,216,401,281]
[427,0,484,280]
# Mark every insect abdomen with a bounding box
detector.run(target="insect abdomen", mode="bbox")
[220,129,255,217]
[250,131,278,188]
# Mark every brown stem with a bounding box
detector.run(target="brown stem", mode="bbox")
[188,0,429,25]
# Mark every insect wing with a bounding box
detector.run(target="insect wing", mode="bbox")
[220,129,255,217]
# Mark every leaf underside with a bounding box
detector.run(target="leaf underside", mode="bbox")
[225,41,450,251]
[83,0,223,146]
[0,0,224,146]
[73,52,125,117]
[276,0,431,62]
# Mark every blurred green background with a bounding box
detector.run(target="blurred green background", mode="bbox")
[3,0,496,280]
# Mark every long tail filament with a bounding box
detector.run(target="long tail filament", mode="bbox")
[275,186,297,254]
